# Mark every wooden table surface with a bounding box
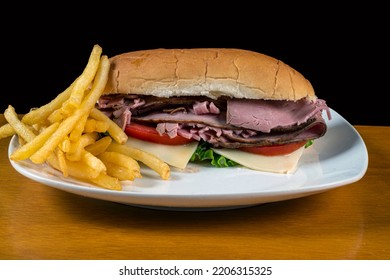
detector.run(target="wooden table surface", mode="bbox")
[1,115,389,260]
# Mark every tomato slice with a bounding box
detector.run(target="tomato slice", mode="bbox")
[125,122,307,154]
[124,122,195,145]
[239,141,307,156]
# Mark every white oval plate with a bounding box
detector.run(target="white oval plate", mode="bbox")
[8,109,368,210]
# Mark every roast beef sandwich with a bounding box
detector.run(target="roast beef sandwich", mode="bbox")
[96,48,331,173]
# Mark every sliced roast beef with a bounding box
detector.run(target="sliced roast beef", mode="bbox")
[112,95,226,116]
[96,94,331,148]
[227,98,329,133]
[215,113,327,148]
[132,111,236,129]
[145,113,327,148]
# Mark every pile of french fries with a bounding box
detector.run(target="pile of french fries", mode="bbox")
[0,44,170,190]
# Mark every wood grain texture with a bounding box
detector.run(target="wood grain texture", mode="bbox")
[1,115,389,260]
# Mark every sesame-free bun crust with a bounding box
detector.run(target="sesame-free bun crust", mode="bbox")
[103,48,316,101]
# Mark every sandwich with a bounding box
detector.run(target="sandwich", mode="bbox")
[96,48,331,173]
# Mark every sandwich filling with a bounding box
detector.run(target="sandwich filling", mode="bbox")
[96,94,331,149]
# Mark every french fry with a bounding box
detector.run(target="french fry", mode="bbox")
[98,151,141,178]
[103,161,139,181]
[4,105,36,142]
[85,136,112,156]
[30,112,80,164]
[107,142,170,180]
[29,55,110,164]
[80,150,106,174]
[61,45,103,113]
[21,83,73,125]
[0,123,15,140]
[48,153,120,190]
[83,118,110,133]
[10,122,60,161]
[89,173,121,191]
[47,106,69,123]
[68,114,88,142]
[47,153,101,180]
[55,147,68,177]
[59,136,71,153]
[89,108,128,144]
[66,132,99,161]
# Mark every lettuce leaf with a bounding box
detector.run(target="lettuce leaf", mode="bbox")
[190,141,239,167]
[305,140,314,148]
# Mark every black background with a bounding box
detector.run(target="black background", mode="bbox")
[1,5,388,126]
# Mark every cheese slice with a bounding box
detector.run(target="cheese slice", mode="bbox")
[125,136,199,169]
[126,135,305,173]
[212,146,305,174]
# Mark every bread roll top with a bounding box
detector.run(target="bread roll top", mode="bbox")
[103,48,316,101]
